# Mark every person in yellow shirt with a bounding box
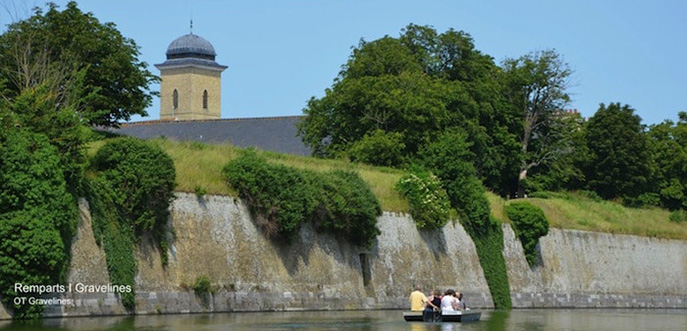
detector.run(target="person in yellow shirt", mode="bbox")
[409,285,428,311]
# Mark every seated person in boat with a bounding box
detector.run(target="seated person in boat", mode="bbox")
[457,292,469,310]
[422,289,442,321]
[409,285,429,311]
[427,290,441,310]
[440,289,460,312]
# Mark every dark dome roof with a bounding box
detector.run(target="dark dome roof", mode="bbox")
[156,33,227,71]
[166,33,216,58]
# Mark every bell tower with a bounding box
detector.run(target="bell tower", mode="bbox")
[156,32,227,120]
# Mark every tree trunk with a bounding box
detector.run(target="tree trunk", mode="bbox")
[517,168,527,198]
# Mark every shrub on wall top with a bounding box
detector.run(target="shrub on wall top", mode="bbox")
[223,150,317,239]
[313,170,382,246]
[88,137,177,309]
[91,137,176,233]
[396,166,450,229]
[223,150,381,246]
[505,201,549,266]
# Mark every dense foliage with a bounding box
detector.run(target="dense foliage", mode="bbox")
[0,2,163,318]
[395,166,450,229]
[88,138,177,309]
[472,227,512,310]
[348,129,406,167]
[646,113,687,211]
[505,202,549,266]
[298,24,520,195]
[224,150,381,246]
[418,130,511,308]
[502,50,573,197]
[223,150,316,239]
[91,137,176,236]
[313,170,382,246]
[0,130,77,319]
[86,180,138,309]
[193,275,212,296]
[0,1,158,127]
[584,103,651,201]
[421,131,491,231]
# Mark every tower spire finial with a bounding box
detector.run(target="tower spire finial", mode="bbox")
[190,19,193,34]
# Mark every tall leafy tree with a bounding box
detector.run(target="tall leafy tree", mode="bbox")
[584,103,651,200]
[298,24,520,193]
[502,50,573,197]
[0,1,158,127]
[298,36,454,159]
[646,112,687,210]
[525,111,589,192]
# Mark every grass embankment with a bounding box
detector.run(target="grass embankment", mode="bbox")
[488,191,687,240]
[88,138,687,240]
[89,139,409,212]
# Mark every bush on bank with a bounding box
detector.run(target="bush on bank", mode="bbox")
[88,137,176,309]
[505,201,549,266]
[223,150,381,246]
[396,166,450,229]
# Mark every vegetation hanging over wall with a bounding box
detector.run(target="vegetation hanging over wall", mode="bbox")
[505,201,549,266]
[0,2,163,318]
[420,130,512,309]
[0,130,78,319]
[471,224,512,310]
[396,166,450,229]
[223,150,381,247]
[87,137,176,309]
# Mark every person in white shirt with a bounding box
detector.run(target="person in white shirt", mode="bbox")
[440,289,459,311]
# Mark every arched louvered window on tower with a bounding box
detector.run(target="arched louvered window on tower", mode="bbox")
[173,89,179,109]
[203,90,208,109]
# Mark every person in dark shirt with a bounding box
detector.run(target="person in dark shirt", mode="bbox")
[423,289,441,321]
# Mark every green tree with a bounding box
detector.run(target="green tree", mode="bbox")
[502,50,573,197]
[298,24,520,194]
[584,103,651,200]
[348,129,406,167]
[0,84,88,189]
[420,130,491,231]
[0,1,158,127]
[299,61,456,158]
[525,111,589,192]
[646,112,687,210]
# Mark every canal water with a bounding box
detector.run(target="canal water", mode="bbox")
[1,309,686,330]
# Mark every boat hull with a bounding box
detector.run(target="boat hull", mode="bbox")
[403,310,481,322]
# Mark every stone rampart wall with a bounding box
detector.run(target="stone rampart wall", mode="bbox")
[2,194,686,319]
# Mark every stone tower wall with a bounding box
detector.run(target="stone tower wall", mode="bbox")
[159,67,222,120]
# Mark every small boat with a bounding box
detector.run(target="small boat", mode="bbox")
[403,310,482,323]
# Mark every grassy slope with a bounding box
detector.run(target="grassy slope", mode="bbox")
[88,138,687,240]
[90,139,409,212]
[487,192,687,240]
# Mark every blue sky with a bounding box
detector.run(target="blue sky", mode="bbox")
[2,0,686,125]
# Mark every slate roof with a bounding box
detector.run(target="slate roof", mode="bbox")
[110,116,312,156]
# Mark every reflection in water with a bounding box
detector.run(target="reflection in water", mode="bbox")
[483,310,509,331]
[1,309,686,330]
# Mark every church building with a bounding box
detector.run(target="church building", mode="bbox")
[114,32,309,156]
